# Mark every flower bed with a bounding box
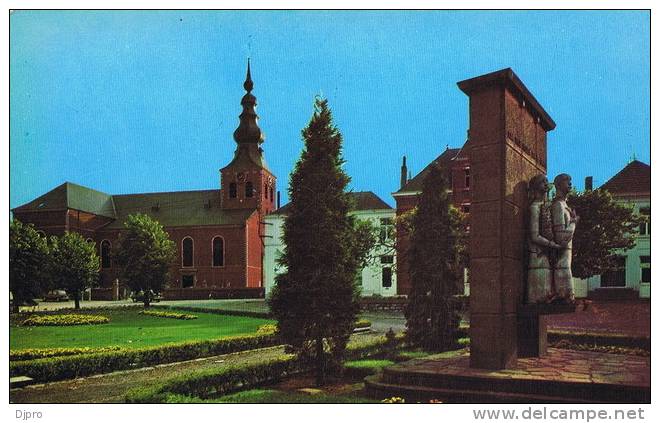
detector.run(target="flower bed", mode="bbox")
[139,310,198,320]
[22,314,110,326]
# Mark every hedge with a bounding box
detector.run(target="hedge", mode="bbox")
[22,314,110,326]
[151,304,270,319]
[10,346,123,361]
[126,334,403,403]
[10,333,279,383]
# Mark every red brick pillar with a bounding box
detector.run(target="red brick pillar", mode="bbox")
[458,69,555,369]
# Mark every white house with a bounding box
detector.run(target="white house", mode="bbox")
[573,160,651,299]
[263,192,398,297]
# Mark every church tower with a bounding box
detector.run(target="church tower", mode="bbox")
[220,61,277,216]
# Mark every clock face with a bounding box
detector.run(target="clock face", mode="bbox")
[237,172,246,182]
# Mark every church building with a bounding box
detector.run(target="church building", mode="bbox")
[12,63,275,300]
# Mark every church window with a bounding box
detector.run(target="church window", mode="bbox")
[182,237,194,267]
[464,168,471,189]
[182,275,194,288]
[212,236,224,267]
[100,240,111,269]
[270,187,274,201]
[264,183,268,199]
[229,183,237,198]
[246,182,254,198]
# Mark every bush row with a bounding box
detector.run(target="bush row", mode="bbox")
[549,339,650,357]
[10,333,279,382]
[547,330,650,350]
[139,310,198,320]
[22,314,110,326]
[10,346,123,361]
[125,334,402,403]
[354,319,372,329]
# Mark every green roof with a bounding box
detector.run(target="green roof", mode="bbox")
[13,182,116,218]
[105,189,255,229]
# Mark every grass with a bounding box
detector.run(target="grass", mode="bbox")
[10,308,274,350]
[163,388,375,404]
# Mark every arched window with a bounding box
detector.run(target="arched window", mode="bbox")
[264,183,268,199]
[36,230,46,238]
[100,240,111,269]
[212,236,224,267]
[270,187,274,201]
[245,182,253,198]
[182,237,194,267]
[229,183,237,198]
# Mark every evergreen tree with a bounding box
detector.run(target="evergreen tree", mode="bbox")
[49,232,99,309]
[404,165,464,351]
[568,189,645,279]
[9,220,50,312]
[268,98,368,385]
[114,214,176,307]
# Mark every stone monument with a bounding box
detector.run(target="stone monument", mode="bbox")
[458,68,557,369]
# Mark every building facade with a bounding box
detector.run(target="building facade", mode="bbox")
[263,192,398,297]
[12,63,275,300]
[574,160,651,299]
[392,147,471,296]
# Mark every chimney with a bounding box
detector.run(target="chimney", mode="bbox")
[400,156,408,189]
[277,191,281,209]
[585,176,593,191]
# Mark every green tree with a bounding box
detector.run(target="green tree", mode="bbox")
[268,98,371,385]
[114,214,176,307]
[568,188,645,279]
[49,232,99,309]
[9,220,50,313]
[404,165,464,351]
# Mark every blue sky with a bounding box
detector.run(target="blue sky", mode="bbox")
[10,10,650,209]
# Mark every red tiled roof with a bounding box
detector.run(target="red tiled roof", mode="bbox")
[599,160,650,196]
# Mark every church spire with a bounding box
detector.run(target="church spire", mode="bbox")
[233,59,264,145]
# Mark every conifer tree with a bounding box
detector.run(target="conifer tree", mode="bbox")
[404,165,463,351]
[269,98,367,385]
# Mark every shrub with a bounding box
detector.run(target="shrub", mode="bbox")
[10,333,279,382]
[10,346,122,361]
[550,339,650,357]
[22,314,109,326]
[381,396,405,404]
[256,324,278,336]
[139,310,197,320]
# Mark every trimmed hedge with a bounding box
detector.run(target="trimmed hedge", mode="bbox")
[139,310,198,320]
[10,346,123,361]
[10,333,279,382]
[126,334,403,403]
[354,319,372,329]
[550,339,650,357]
[22,314,110,326]
[152,304,270,319]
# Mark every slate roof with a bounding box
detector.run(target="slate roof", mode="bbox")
[599,160,650,197]
[394,147,463,194]
[13,183,256,229]
[271,191,392,215]
[13,182,116,218]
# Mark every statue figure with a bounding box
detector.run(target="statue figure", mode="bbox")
[527,175,562,303]
[551,173,579,303]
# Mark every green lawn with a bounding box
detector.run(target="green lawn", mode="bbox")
[10,308,274,350]
[164,388,375,404]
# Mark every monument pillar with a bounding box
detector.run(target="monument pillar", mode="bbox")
[458,69,556,369]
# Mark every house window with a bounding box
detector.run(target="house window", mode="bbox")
[100,240,111,269]
[639,207,650,235]
[640,256,650,284]
[229,183,237,198]
[182,275,194,288]
[382,267,392,288]
[461,203,471,214]
[601,256,626,287]
[246,182,254,198]
[379,218,393,242]
[182,237,194,267]
[380,255,394,264]
[464,168,470,189]
[212,237,224,267]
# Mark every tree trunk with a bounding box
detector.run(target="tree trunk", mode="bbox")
[315,335,325,386]
[74,292,81,309]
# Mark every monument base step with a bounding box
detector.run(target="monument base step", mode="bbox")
[365,348,649,404]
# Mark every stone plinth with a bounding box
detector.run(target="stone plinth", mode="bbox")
[457,68,556,369]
